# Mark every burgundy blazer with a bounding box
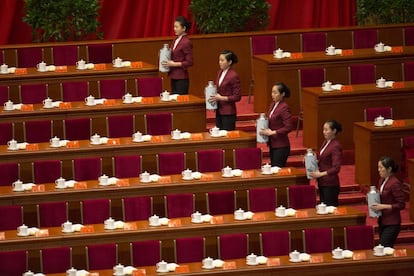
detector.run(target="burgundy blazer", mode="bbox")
[378,175,405,225]
[267,100,293,148]
[215,68,241,115]
[317,139,342,187]
[169,35,193,80]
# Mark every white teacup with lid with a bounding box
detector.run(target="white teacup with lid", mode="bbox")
[37,61,47,72]
[326,45,336,55]
[234,208,245,220]
[18,224,29,236]
[12,179,23,191]
[246,253,258,265]
[1,63,8,74]
[90,133,101,144]
[85,95,95,106]
[50,136,60,147]
[191,211,202,223]
[149,214,160,226]
[332,247,343,258]
[160,90,170,101]
[55,177,66,188]
[261,163,271,174]
[23,271,35,276]
[376,77,386,88]
[375,42,385,52]
[182,168,193,180]
[374,115,385,126]
[104,217,116,229]
[274,48,283,58]
[171,129,181,139]
[113,263,125,275]
[209,126,220,136]
[43,97,53,108]
[316,202,327,214]
[113,57,123,67]
[140,171,150,182]
[66,267,77,276]
[76,59,86,69]
[122,92,133,103]
[322,81,332,91]
[289,250,301,262]
[276,205,286,217]
[61,220,73,233]
[156,260,168,272]
[4,99,13,110]
[133,131,143,141]
[374,244,385,255]
[99,174,109,185]
[222,166,232,177]
[7,139,18,150]
[202,257,214,269]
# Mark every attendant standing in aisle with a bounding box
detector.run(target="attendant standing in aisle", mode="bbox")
[371,156,405,247]
[309,119,343,206]
[209,50,241,130]
[162,16,193,94]
[259,82,293,167]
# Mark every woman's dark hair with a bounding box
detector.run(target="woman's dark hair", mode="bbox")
[273,82,291,98]
[220,50,238,65]
[325,119,343,134]
[379,156,399,173]
[175,16,192,31]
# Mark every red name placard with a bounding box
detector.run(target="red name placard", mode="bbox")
[32,184,45,192]
[107,138,120,145]
[223,261,236,270]
[267,257,281,266]
[66,141,80,148]
[80,225,94,233]
[310,255,324,263]
[151,136,163,142]
[141,97,154,104]
[55,66,68,72]
[58,102,72,109]
[74,182,87,189]
[15,68,28,74]
[35,229,49,237]
[132,269,146,276]
[21,104,34,111]
[26,143,39,151]
[211,216,224,224]
[290,52,303,59]
[158,176,172,184]
[116,179,130,187]
[103,99,116,106]
[342,49,354,56]
[131,61,143,68]
[177,95,189,102]
[93,63,106,70]
[175,265,189,273]
[190,133,203,140]
[227,131,240,138]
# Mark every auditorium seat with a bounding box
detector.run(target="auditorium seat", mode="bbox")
[353,29,378,49]
[287,185,317,209]
[37,201,68,228]
[86,243,118,270]
[106,114,135,138]
[174,237,205,263]
[144,112,173,135]
[72,157,102,181]
[23,120,53,143]
[302,32,327,52]
[122,196,153,222]
[233,147,262,170]
[16,47,44,68]
[0,205,23,231]
[40,246,72,274]
[247,187,277,212]
[19,83,48,104]
[113,155,142,179]
[349,64,376,84]
[195,149,225,173]
[156,152,186,176]
[63,118,92,141]
[302,227,333,253]
[130,240,161,267]
[0,85,9,104]
[0,250,28,276]
[364,106,393,121]
[260,230,290,256]
[0,162,19,186]
[136,77,163,97]
[32,160,62,184]
[52,45,79,66]
[81,198,111,225]
[403,62,414,81]
[86,43,113,64]
[165,193,195,218]
[218,233,249,260]
[0,122,14,145]
[344,225,374,251]
[206,190,236,215]
[98,79,126,99]
[61,81,89,102]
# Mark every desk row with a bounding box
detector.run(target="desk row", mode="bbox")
[0,95,206,142]
[0,131,256,180]
[0,206,366,253]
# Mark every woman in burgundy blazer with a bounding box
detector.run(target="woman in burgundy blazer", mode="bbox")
[259,82,293,167]
[162,16,193,94]
[309,120,343,207]
[371,156,405,247]
[209,50,241,130]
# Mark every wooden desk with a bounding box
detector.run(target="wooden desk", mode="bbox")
[47,248,414,276]
[0,131,256,181]
[0,62,158,101]
[0,95,206,140]
[0,207,365,252]
[409,159,414,221]
[302,82,414,149]
[252,46,414,115]
[353,120,414,188]
[0,168,307,220]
